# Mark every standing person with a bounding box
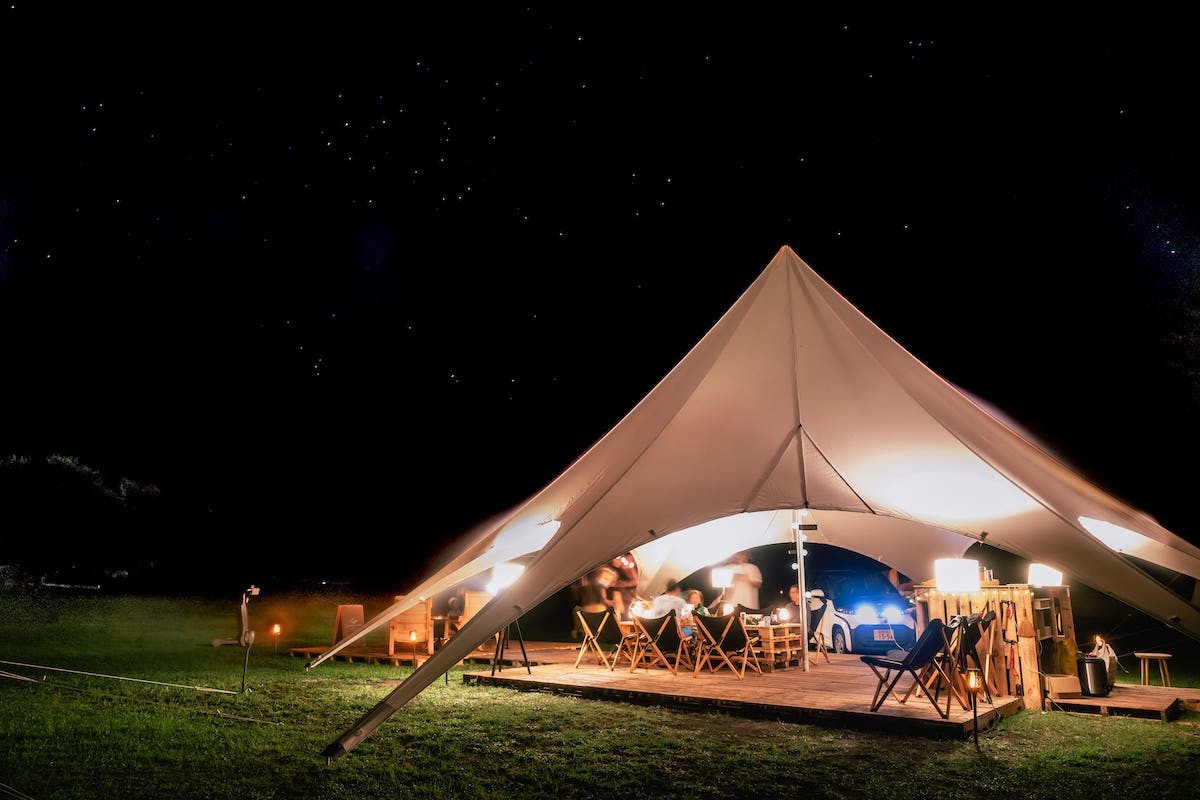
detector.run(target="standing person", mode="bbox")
[580,564,617,614]
[721,551,762,610]
[607,554,639,620]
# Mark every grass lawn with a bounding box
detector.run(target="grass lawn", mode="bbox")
[2,593,1199,800]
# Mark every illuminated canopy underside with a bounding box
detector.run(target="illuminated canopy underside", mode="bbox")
[322,246,1200,757]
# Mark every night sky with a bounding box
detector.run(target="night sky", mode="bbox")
[3,10,1199,588]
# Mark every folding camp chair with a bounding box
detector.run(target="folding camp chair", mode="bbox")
[693,613,762,679]
[861,618,954,718]
[955,611,994,705]
[925,616,971,713]
[609,618,645,671]
[573,607,625,669]
[808,597,831,664]
[629,611,694,675]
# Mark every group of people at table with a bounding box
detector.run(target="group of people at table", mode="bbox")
[589,550,807,638]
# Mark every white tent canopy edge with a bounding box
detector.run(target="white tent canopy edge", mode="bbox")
[321,246,1200,759]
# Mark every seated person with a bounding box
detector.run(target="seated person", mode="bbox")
[686,589,709,616]
[776,584,802,623]
[649,579,693,637]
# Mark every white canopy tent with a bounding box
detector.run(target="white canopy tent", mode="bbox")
[320,246,1200,758]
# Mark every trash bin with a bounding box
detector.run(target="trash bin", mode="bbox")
[1077,656,1111,696]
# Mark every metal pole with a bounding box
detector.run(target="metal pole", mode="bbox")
[972,691,979,749]
[240,642,252,694]
[795,508,810,673]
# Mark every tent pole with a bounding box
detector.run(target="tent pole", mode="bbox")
[795,508,810,673]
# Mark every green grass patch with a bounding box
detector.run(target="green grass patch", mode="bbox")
[2,594,1199,799]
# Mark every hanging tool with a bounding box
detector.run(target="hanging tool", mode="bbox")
[1001,600,1018,696]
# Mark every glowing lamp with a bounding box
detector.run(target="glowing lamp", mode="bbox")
[1027,563,1063,587]
[271,623,281,636]
[711,568,733,589]
[934,558,980,593]
[721,603,734,615]
[409,630,417,642]
[882,606,904,624]
[778,607,790,621]
[966,668,983,694]
[486,562,525,593]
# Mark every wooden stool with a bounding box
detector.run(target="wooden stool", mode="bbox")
[1134,652,1172,687]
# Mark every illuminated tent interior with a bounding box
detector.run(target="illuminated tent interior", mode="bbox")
[319,245,1200,758]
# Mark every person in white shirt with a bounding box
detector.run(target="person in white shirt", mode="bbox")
[649,580,695,638]
[721,551,763,610]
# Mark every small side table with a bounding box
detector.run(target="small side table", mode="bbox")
[1134,652,1172,687]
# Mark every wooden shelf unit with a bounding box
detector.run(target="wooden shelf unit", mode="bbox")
[912,583,1075,711]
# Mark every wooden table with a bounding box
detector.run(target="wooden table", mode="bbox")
[751,623,809,672]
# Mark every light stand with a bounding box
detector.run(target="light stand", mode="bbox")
[491,618,531,676]
[488,562,532,676]
[271,624,281,655]
[966,667,983,750]
[212,585,260,694]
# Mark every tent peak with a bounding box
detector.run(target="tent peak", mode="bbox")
[769,244,808,272]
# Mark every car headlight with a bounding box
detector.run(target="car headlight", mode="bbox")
[854,604,878,624]
[882,605,904,624]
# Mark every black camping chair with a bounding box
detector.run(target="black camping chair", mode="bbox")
[573,607,625,669]
[734,603,771,620]
[630,611,693,675]
[861,618,953,718]
[955,611,994,705]
[694,613,762,679]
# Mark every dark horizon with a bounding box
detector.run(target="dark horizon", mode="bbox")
[3,10,1200,590]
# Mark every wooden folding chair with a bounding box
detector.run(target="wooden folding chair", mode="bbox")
[629,612,693,675]
[693,614,761,679]
[609,619,645,671]
[573,607,622,669]
[861,618,954,718]
[911,616,970,715]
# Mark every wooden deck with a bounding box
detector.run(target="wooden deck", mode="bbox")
[1046,683,1200,721]
[466,651,1022,738]
[294,638,1197,730]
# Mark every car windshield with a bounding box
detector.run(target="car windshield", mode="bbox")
[817,571,898,602]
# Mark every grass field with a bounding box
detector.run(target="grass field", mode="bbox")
[2,593,1199,800]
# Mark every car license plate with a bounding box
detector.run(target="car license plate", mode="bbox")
[873,629,895,641]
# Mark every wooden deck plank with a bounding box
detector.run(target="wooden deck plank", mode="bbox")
[464,652,1021,738]
[1046,684,1187,721]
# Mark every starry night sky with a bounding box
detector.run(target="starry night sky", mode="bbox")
[2,9,1199,587]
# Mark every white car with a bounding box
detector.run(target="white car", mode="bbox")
[808,570,916,654]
